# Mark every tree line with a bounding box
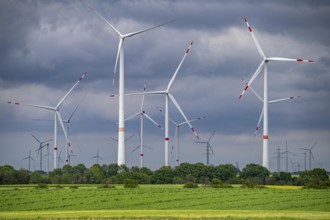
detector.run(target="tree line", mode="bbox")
[0,163,329,188]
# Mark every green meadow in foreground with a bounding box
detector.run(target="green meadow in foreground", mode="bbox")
[0,185,329,219]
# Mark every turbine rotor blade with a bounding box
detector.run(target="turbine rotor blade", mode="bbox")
[8,102,55,111]
[79,0,122,37]
[31,133,41,144]
[255,107,264,136]
[244,17,266,59]
[310,141,318,150]
[241,78,263,102]
[268,96,300,104]
[56,72,87,109]
[114,38,124,79]
[167,41,193,91]
[56,111,73,154]
[143,113,163,129]
[267,57,315,62]
[123,19,175,38]
[168,93,199,140]
[124,112,141,122]
[239,60,264,99]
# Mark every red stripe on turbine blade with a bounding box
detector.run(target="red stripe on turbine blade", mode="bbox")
[263,135,269,140]
[244,17,248,22]
[297,59,303,62]
[239,95,243,99]
[244,85,249,91]
[290,97,294,99]
[165,137,169,141]
[54,147,58,150]
[79,72,87,81]
[308,60,315,62]
[15,102,20,105]
[192,128,195,132]
[140,153,144,157]
[256,127,259,131]
[248,26,252,32]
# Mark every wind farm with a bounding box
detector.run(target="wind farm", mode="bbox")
[0,1,329,219]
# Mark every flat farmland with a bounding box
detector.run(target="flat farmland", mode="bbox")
[0,185,329,219]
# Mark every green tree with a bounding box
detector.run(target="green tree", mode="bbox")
[300,168,330,189]
[15,169,30,184]
[108,163,119,177]
[30,171,44,184]
[213,164,237,182]
[152,166,174,184]
[240,163,270,184]
[62,164,73,174]
[0,165,17,184]
[72,163,87,176]
[90,164,104,183]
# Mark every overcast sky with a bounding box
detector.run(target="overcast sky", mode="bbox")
[1,0,329,172]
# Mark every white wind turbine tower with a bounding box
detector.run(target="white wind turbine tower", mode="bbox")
[23,150,34,172]
[170,116,205,166]
[195,131,215,166]
[125,82,162,168]
[156,105,205,166]
[80,0,172,166]
[62,96,85,165]
[239,17,314,169]
[91,149,103,165]
[8,72,87,169]
[300,141,318,170]
[241,78,300,136]
[31,134,52,171]
[128,42,199,166]
[42,143,52,174]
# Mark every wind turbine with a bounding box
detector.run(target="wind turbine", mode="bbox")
[57,150,64,169]
[241,78,300,136]
[42,143,52,174]
[170,116,205,166]
[79,0,173,166]
[195,131,215,165]
[8,72,87,169]
[239,17,314,169]
[157,105,205,166]
[299,148,308,171]
[31,134,52,171]
[62,96,85,165]
[300,141,318,170]
[125,82,162,168]
[91,149,103,165]
[128,41,199,166]
[23,150,34,172]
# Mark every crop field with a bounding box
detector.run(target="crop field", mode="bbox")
[0,184,330,219]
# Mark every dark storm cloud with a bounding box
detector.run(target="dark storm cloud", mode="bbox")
[0,0,329,171]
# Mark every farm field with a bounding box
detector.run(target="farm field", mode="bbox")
[0,184,329,219]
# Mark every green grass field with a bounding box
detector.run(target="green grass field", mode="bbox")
[0,184,329,219]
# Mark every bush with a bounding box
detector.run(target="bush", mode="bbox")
[209,178,232,188]
[123,178,139,188]
[54,184,63,189]
[98,184,115,189]
[183,182,199,188]
[69,185,79,189]
[35,183,48,189]
[303,179,330,189]
[241,180,265,189]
